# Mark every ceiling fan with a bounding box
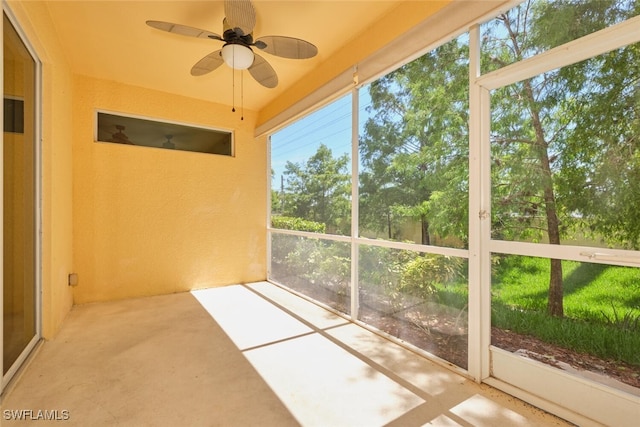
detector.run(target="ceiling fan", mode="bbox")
[146,0,318,89]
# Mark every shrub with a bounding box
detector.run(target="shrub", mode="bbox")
[601,303,640,332]
[271,215,326,233]
[400,254,463,296]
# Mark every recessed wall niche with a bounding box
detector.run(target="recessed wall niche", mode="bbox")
[4,97,24,133]
[95,111,233,156]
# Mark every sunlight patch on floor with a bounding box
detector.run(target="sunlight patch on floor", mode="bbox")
[246,281,349,330]
[424,414,466,426]
[192,285,312,350]
[327,322,466,396]
[191,283,572,427]
[245,332,424,426]
[192,284,424,426]
[450,394,530,426]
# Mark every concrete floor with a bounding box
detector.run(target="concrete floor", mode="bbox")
[1,281,573,426]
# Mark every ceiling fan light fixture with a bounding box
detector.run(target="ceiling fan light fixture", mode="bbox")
[221,44,254,70]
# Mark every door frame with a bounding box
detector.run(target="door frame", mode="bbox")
[471,14,640,426]
[1,2,43,394]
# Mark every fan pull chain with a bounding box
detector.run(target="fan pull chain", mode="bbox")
[229,51,243,120]
[241,70,244,121]
[231,55,236,113]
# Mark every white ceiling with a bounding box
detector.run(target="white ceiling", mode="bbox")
[45,1,403,112]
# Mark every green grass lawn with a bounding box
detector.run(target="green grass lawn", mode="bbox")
[490,255,640,365]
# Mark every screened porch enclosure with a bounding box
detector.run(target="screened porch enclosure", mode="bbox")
[268,1,640,425]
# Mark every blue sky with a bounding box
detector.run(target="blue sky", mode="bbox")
[270,89,373,189]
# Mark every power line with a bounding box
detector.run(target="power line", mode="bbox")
[272,100,373,152]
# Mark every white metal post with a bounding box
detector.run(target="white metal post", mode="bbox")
[266,135,272,280]
[350,74,360,319]
[467,24,483,381]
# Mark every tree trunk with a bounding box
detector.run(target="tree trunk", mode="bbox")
[548,259,564,316]
[503,11,564,318]
[421,216,430,246]
[524,80,564,317]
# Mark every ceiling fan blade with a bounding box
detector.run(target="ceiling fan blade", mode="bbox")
[255,36,318,59]
[248,53,278,88]
[224,0,256,36]
[146,20,222,40]
[191,50,224,76]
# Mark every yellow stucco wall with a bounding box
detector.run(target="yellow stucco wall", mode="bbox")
[6,0,266,334]
[71,76,266,304]
[7,0,75,339]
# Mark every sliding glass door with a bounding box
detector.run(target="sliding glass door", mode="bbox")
[2,10,40,388]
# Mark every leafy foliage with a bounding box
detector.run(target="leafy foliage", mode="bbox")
[359,36,470,246]
[279,144,351,235]
[271,215,326,233]
[272,0,640,336]
[400,255,464,296]
[484,0,640,316]
[359,245,465,301]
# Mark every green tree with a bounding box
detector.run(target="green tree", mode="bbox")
[360,35,470,246]
[281,144,351,234]
[360,0,639,318]
[486,0,640,316]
